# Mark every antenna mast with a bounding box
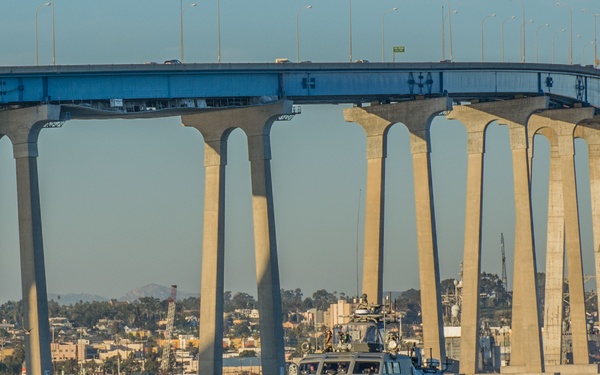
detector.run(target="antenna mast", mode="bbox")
[501,233,507,292]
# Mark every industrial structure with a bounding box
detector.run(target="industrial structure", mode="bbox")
[160,285,177,375]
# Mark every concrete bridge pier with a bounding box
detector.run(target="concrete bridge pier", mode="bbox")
[182,101,292,375]
[344,97,451,362]
[446,103,499,375]
[0,105,59,375]
[528,108,598,374]
[574,120,600,344]
[447,97,548,375]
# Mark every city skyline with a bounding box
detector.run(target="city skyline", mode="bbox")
[0,0,598,304]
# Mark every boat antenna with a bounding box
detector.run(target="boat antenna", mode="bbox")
[356,189,362,298]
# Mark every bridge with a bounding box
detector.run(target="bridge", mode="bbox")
[1,62,600,375]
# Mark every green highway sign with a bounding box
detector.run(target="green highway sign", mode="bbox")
[393,46,405,53]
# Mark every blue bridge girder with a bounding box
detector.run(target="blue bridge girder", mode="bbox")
[0,62,598,116]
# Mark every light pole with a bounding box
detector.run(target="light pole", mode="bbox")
[552,28,566,64]
[481,13,496,62]
[36,2,51,66]
[51,1,55,65]
[217,0,221,63]
[583,41,595,65]
[349,0,353,62]
[510,0,526,62]
[441,7,458,61]
[521,19,534,62]
[502,15,516,62]
[382,7,398,62]
[556,3,573,64]
[443,0,454,62]
[296,5,312,63]
[581,9,599,66]
[180,2,197,63]
[536,23,550,62]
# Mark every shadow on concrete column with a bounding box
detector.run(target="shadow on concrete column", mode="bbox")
[529,108,596,374]
[0,105,60,375]
[345,97,450,362]
[182,101,292,375]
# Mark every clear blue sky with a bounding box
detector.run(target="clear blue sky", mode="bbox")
[0,0,597,303]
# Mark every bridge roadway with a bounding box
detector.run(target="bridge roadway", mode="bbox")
[0,62,599,112]
[2,62,600,375]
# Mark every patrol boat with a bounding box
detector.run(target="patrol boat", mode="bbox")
[289,294,448,375]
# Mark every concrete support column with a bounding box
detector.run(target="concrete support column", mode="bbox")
[345,98,451,363]
[344,98,451,360]
[0,105,60,375]
[404,98,452,363]
[182,101,292,375]
[446,104,498,375]
[541,132,565,367]
[343,109,392,305]
[504,121,542,372]
[575,122,600,336]
[529,108,594,369]
[197,137,227,375]
[455,96,549,374]
[245,129,286,375]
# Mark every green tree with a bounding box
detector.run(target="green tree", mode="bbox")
[311,290,338,311]
[239,350,257,357]
[225,293,256,311]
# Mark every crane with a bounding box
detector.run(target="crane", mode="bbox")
[160,285,177,375]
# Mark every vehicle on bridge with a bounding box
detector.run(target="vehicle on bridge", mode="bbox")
[289,294,448,375]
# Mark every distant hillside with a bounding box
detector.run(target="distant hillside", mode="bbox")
[48,293,109,305]
[118,284,199,302]
[48,284,199,305]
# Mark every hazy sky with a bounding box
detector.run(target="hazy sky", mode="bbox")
[0,0,598,303]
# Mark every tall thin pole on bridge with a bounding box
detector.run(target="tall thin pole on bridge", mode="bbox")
[35,3,51,66]
[381,7,398,62]
[217,0,221,63]
[518,0,525,62]
[441,6,445,61]
[296,6,313,63]
[556,3,573,65]
[349,0,353,63]
[536,23,550,63]
[481,13,496,63]
[502,16,516,63]
[443,0,454,62]
[581,9,599,66]
[51,1,55,65]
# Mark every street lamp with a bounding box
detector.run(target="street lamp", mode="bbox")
[581,9,599,66]
[441,7,458,61]
[51,1,55,65]
[501,15,516,62]
[521,19,534,62]
[583,41,595,65]
[510,0,526,62]
[296,5,312,63]
[180,1,197,63]
[536,23,550,62]
[349,0,353,62]
[218,0,221,63]
[442,0,454,62]
[382,7,398,62]
[552,28,566,64]
[481,13,496,62]
[35,2,51,66]
[556,3,573,64]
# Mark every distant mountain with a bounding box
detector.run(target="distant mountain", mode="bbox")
[48,293,109,305]
[118,283,199,302]
[47,284,199,305]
